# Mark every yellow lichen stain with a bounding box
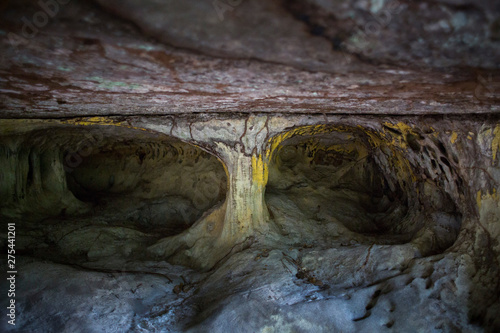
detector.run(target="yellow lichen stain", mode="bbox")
[364,129,384,148]
[384,122,413,134]
[268,123,418,184]
[252,154,268,187]
[267,123,419,191]
[382,121,415,149]
[0,117,136,134]
[366,125,417,184]
[492,125,500,162]
[59,116,156,134]
[266,124,340,159]
[477,189,500,210]
[61,116,124,127]
[450,132,458,144]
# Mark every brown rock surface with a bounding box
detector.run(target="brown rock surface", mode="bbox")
[0,0,499,118]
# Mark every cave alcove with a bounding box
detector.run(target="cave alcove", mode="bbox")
[0,124,227,263]
[265,125,462,255]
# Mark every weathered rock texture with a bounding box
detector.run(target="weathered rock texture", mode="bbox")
[0,0,499,332]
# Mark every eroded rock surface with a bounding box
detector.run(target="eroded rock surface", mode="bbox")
[0,1,499,332]
[1,116,499,332]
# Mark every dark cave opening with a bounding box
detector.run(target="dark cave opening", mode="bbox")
[0,125,227,263]
[265,126,462,250]
[64,134,227,236]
